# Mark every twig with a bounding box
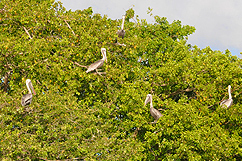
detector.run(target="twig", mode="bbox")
[153,128,163,134]
[95,70,106,77]
[74,62,87,68]
[23,27,32,39]
[36,80,42,85]
[3,71,11,92]
[160,87,195,100]
[150,120,158,124]
[107,100,113,108]
[116,42,126,46]
[107,41,126,47]
[207,104,214,108]
[64,19,76,36]
[132,17,140,28]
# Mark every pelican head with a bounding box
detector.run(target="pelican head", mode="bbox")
[228,85,231,89]
[144,94,152,106]
[122,15,125,22]
[101,48,107,63]
[26,79,36,95]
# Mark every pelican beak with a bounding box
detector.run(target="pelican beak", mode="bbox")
[144,94,152,106]
[144,97,149,106]
[30,82,36,95]
[101,48,107,63]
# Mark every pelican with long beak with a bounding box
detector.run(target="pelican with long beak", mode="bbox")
[21,79,36,106]
[86,48,107,75]
[220,85,233,108]
[144,94,163,123]
[117,15,126,39]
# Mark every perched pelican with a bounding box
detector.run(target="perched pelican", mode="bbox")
[220,85,233,108]
[144,94,163,123]
[117,15,125,39]
[21,79,36,106]
[86,48,107,74]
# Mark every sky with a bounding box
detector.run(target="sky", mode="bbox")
[59,0,242,57]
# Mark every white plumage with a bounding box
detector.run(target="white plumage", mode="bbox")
[21,79,36,106]
[86,48,107,73]
[220,85,233,109]
[144,94,163,123]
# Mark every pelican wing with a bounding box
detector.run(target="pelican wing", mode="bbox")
[86,59,104,73]
[220,99,233,108]
[21,93,33,106]
[150,107,163,120]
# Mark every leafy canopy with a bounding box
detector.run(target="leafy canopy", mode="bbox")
[1,0,242,160]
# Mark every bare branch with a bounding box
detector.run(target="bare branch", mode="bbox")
[36,80,42,85]
[95,69,106,77]
[184,88,194,92]
[131,17,141,28]
[116,42,126,46]
[43,58,48,62]
[23,27,32,39]
[3,71,11,93]
[107,41,126,47]
[64,19,76,36]
[207,103,218,108]
[160,87,195,100]
[74,62,87,68]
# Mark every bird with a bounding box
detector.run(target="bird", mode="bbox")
[220,85,233,109]
[21,79,36,106]
[117,15,126,39]
[86,48,107,75]
[144,94,163,123]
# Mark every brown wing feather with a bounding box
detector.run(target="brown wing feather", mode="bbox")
[86,60,104,73]
[220,99,233,108]
[150,107,163,120]
[21,93,32,106]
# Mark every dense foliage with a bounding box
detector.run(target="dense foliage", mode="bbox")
[1,0,242,160]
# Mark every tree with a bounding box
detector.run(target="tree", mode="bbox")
[1,0,242,160]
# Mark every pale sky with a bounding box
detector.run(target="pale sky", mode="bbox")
[59,0,242,57]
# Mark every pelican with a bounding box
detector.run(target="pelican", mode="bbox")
[86,48,107,74]
[21,79,36,106]
[117,15,125,39]
[220,85,233,108]
[144,94,163,123]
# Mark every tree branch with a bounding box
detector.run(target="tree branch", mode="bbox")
[107,42,126,47]
[74,62,87,68]
[64,19,76,36]
[160,87,195,100]
[23,27,32,39]
[3,71,11,93]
